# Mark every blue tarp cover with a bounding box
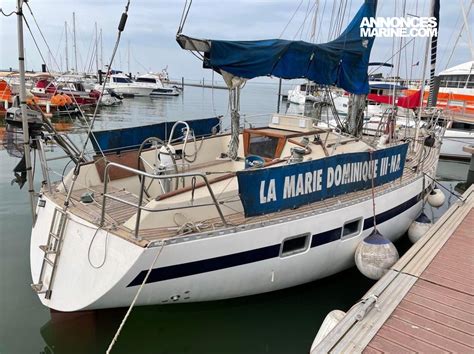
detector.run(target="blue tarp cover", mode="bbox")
[206,0,377,94]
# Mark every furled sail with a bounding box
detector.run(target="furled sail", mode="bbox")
[177,0,378,94]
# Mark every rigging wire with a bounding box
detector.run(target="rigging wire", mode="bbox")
[279,0,304,39]
[315,0,327,43]
[24,2,62,72]
[177,0,193,35]
[63,0,131,211]
[408,0,419,82]
[369,151,377,230]
[368,38,415,75]
[21,5,101,157]
[297,0,311,40]
[53,27,65,71]
[106,241,166,354]
[293,1,318,41]
[327,0,337,41]
[336,0,348,38]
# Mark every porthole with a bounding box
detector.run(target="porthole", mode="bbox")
[280,233,310,257]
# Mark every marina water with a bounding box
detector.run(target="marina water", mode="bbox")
[0,83,468,353]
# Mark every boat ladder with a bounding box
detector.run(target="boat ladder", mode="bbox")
[31,207,68,299]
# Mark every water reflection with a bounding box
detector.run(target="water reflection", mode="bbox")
[0,85,470,353]
[37,179,464,354]
[40,267,375,354]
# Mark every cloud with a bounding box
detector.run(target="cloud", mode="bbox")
[0,0,472,80]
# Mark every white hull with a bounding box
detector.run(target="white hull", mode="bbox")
[333,95,385,118]
[150,90,180,97]
[440,129,474,160]
[287,86,323,105]
[31,175,428,311]
[287,90,307,105]
[104,84,155,97]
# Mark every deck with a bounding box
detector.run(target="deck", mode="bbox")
[311,185,474,353]
[46,142,433,247]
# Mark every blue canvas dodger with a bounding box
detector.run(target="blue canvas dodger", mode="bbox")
[90,117,221,154]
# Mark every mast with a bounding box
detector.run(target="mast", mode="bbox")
[414,0,438,150]
[95,22,99,74]
[100,28,103,70]
[427,0,440,107]
[127,40,130,74]
[72,12,78,73]
[16,0,36,222]
[65,21,69,72]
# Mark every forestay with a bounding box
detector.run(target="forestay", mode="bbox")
[237,143,408,217]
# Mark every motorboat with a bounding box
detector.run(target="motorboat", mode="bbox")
[102,73,179,97]
[136,73,180,97]
[287,83,323,105]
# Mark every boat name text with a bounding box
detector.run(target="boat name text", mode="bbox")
[259,154,401,204]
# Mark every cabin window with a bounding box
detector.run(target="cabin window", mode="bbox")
[451,122,473,131]
[248,134,279,159]
[136,77,156,83]
[113,77,132,83]
[341,218,362,240]
[280,233,310,257]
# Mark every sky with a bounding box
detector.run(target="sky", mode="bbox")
[0,0,472,83]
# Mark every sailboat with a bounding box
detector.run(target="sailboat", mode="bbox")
[9,0,443,311]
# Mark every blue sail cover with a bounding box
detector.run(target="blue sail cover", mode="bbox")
[206,0,377,94]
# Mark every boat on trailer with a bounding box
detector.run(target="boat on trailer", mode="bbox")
[7,0,443,311]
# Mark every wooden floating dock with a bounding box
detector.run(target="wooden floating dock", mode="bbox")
[312,185,474,353]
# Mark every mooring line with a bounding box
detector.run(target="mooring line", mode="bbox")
[106,241,166,354]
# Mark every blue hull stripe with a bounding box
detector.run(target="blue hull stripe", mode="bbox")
[128,193,421,287]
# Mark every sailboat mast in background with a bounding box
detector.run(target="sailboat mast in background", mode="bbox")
[72,12,78,73]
